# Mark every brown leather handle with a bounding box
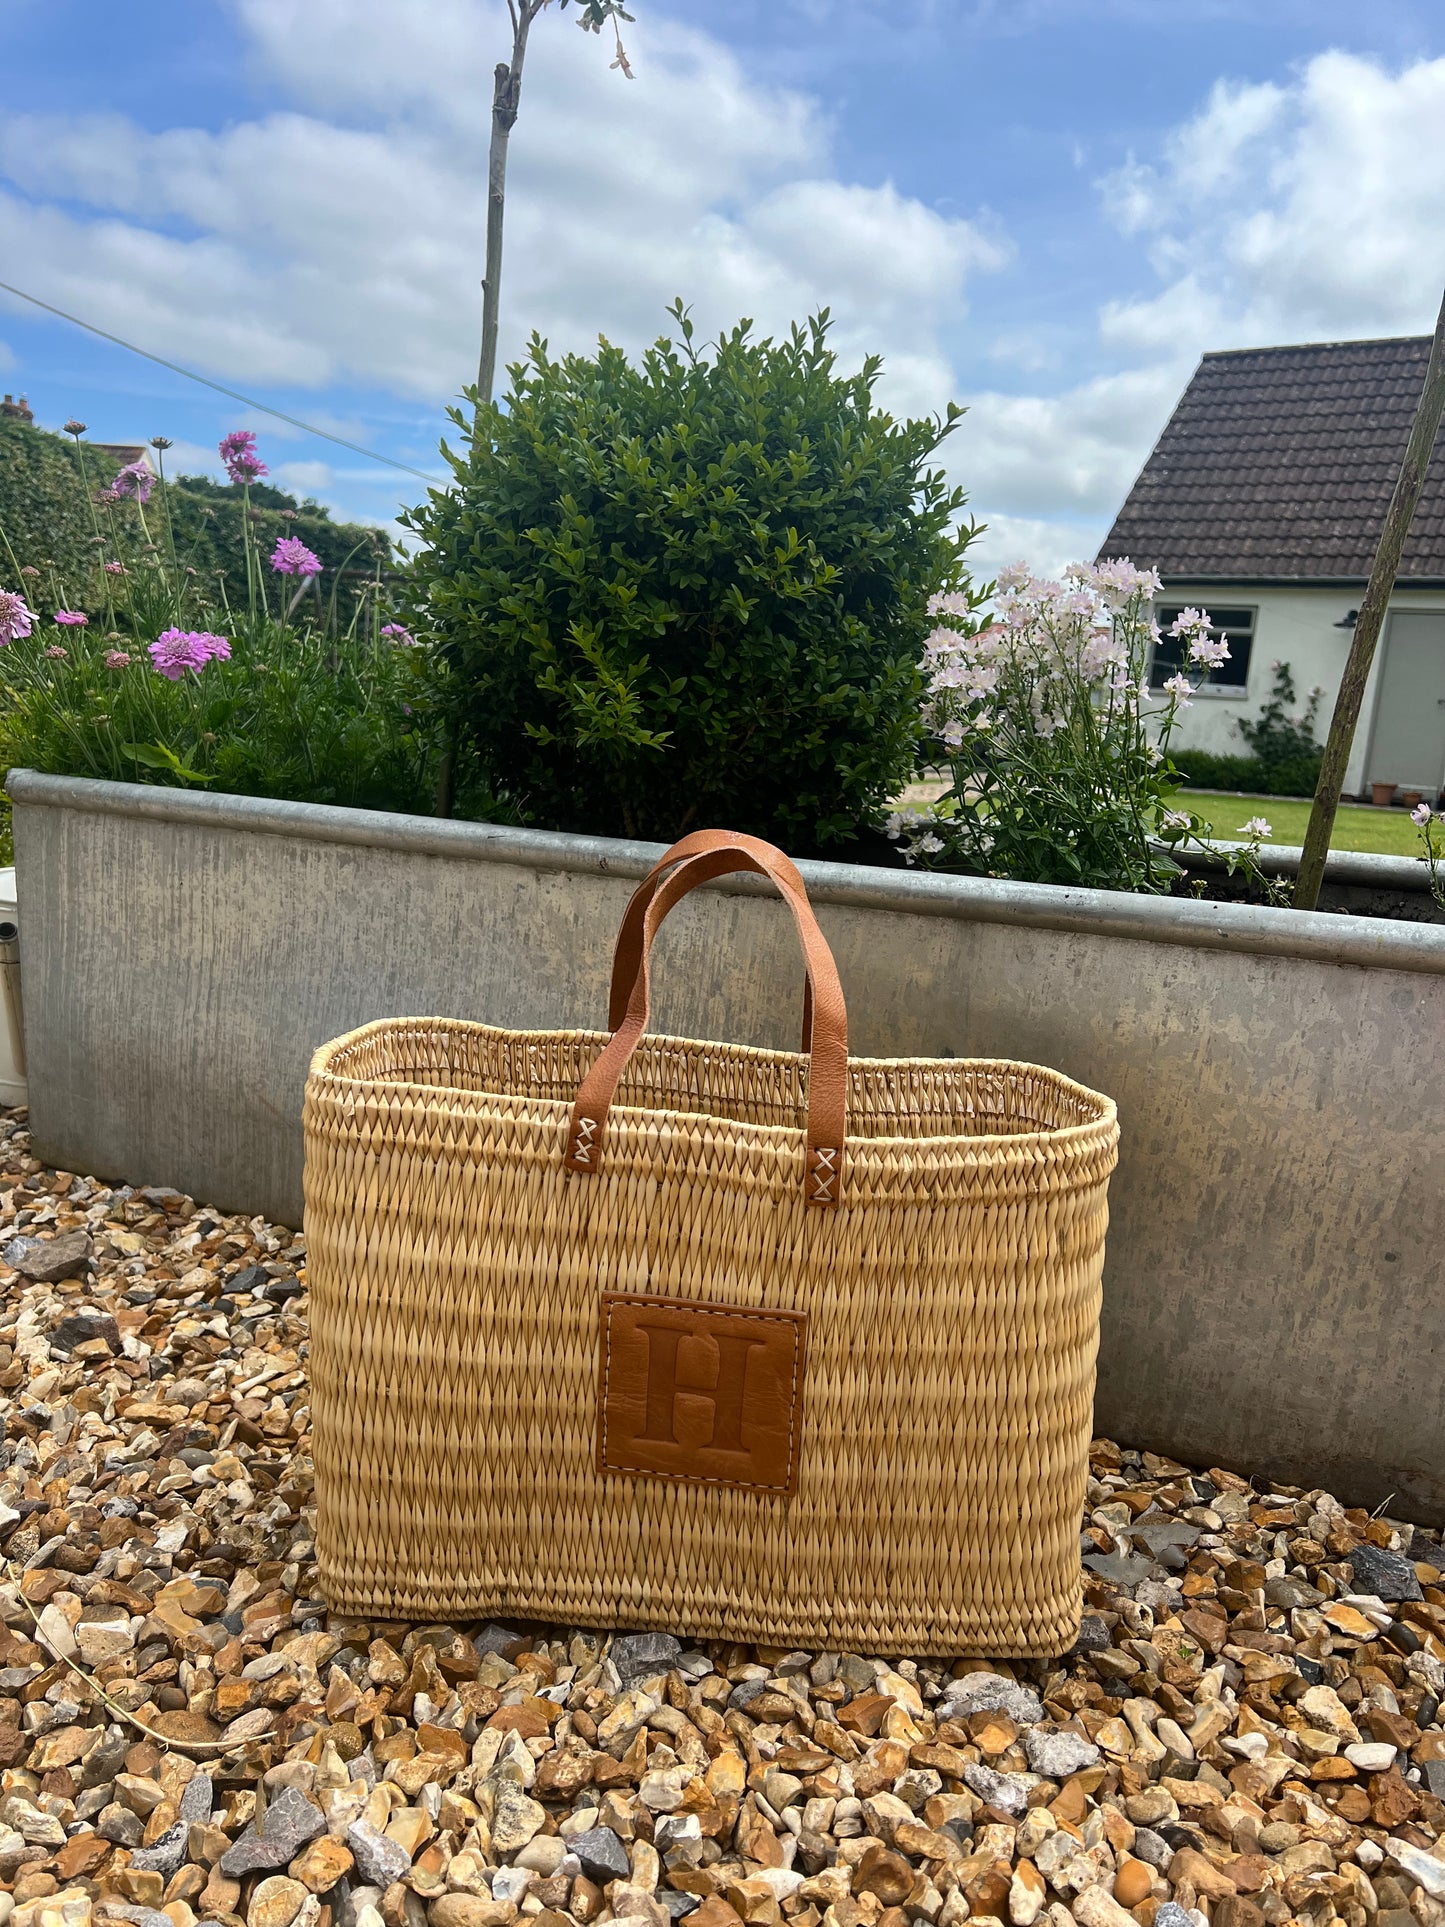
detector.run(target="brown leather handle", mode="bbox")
[567,832,848,1207]
[608,831,814,1050]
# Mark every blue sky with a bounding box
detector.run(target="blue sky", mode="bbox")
[3,0,1444,572]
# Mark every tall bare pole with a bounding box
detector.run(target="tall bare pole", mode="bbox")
[1295,285,1445,911]
[476,1,540,414]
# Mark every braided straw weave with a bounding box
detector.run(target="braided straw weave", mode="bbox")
[304,842,1119,1657]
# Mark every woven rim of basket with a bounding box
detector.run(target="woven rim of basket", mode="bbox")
[308,1016,1119,1155]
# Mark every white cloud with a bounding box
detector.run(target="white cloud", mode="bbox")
[954,50,1445,573]
[0,1,1001,421]
[964,510,1108,584]
[1098,51,1445,353]
[5,23,1443,587]
[954,360,1187,519]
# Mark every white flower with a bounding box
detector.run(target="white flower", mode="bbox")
[1160,809,1191,832]
[916,832,945,855]
[1237,816,1272,839]
[1187,632,1230,668]
[1168,606,1212,639]
[1163,673,1194,707]
[1411,802,1434,827]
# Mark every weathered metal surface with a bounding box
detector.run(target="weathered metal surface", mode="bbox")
[9,770,1445,1518]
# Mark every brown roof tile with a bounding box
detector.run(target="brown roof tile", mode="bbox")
[1096,335,1445,583]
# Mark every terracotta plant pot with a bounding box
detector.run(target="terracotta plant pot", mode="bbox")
[1371,781,1398,808]
[1402,790,1424,810]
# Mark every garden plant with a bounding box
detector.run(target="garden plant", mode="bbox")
[0,424,434,828]
[405,304,978,850]
[1169,659,1325,798]
[888,561,1277,894]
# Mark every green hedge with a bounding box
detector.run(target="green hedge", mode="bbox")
[0,417,113,592]
[0,418,389,619]
[1170,747,1323,797]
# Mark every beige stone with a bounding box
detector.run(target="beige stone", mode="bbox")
[247,1877,308,1927]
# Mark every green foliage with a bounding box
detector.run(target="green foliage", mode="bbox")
[0,417,389,623]
[0,613,435,814]
[1234,660,1324,794]
[0,421,434,818]
[0,417,118,594]
[561,0,635,28]
[164,472,391,627]
[1168,747,1320,797]
[405,305,975,848]
[894,567,1282,899]
[1168,665,1325,797]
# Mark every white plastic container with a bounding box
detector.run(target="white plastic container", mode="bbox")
[0,867,26,1108]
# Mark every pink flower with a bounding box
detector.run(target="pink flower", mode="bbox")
[111,460,154,505]
[270,536,322,576]
[0,590,36,644]
[149,627,232,679]
[45,645,67,660]
[103,561,126,575]
[218,429,268,485]
[1412,802,1434,827]
[381,622,417,646]
[1237,816,1272,839]
[54,610,88,627]
[104,649,132,670]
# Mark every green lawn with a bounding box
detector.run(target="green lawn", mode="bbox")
[1180,790,1430,857]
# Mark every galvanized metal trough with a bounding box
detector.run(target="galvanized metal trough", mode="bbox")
[8,770,1444,1520]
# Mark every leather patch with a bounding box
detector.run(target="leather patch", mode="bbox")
[598,1292,807,1495]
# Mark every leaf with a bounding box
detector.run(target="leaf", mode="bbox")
[122,741,211,784]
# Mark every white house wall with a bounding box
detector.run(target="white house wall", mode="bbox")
[1154,584,1445,797]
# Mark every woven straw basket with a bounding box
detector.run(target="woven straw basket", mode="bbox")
[305,830,1119,1656]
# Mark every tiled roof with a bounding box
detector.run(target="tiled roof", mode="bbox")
[1096,335,1445,583]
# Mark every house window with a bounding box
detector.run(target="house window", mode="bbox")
[1150,606,1254,691]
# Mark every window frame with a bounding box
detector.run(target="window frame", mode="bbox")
[1149,602,1257,698]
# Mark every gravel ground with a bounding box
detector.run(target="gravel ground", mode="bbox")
[3,1108,1445,1927]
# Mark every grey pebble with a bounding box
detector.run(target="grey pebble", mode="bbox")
[568,1826,632,1883]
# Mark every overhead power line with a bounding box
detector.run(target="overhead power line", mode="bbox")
[0,279,444,485]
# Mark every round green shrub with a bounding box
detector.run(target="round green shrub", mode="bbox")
[404,306,976,848]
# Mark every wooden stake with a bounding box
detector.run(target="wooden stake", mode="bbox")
[1295,286,1445,910]
[476,2,542,414]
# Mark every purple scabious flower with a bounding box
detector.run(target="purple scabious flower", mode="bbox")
[44,645,68,660]
[218,429,268,485]
[111,460,155,505]
[381,622,417,647]
[0,590,36,644]
[54,610,89,627]
[104,649,132,670]
[149,627,232,679]
[270,536,322,576]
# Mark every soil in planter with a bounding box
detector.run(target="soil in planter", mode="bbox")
[1173,866,1445,923]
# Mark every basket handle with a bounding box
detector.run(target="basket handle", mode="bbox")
[608,830,815,1052]
[566,832,848,1207]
